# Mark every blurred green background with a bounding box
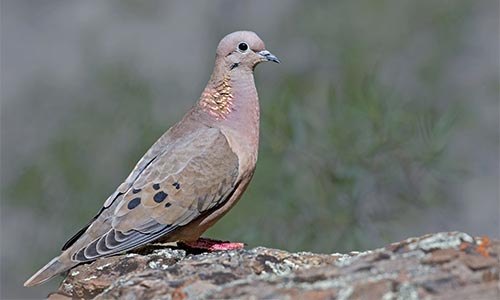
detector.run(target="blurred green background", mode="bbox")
[1,0,498,298]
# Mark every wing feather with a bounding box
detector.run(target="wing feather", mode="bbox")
[70,126,239,262]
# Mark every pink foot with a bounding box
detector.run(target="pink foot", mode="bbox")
[181,237,245,251]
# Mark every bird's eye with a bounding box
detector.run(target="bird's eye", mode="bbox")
[237,42,249,52]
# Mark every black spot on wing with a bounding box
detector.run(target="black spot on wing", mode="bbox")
[128,198,141,209]
[153,191,168,203]
[153,183,160,190]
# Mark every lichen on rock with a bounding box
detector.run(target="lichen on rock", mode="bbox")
[47,232,500,300]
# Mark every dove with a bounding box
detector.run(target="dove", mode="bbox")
[24,30,279,287]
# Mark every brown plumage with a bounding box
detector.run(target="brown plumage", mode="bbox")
[24,31,279,287]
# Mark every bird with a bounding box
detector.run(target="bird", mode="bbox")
[24,30,279,287]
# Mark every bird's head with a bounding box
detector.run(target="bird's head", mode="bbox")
[215,31,280,71]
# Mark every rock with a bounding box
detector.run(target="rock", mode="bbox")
[47,232,499,300]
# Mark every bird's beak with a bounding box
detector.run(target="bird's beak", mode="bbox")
[258,50,280,64]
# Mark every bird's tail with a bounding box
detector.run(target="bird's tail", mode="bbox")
[24,256,75,287]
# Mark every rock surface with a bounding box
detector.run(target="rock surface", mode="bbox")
[47,232,499,300]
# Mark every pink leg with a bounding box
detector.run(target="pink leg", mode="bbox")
[181,237,245,251]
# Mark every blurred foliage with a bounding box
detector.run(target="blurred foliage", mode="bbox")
[5,60,164,218]
[213,71,462,252]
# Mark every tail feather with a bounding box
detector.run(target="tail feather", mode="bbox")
[24,256,75,287]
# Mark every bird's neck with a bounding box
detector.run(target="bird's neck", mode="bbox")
[197,67,260,162]
[198,68,260,130]
[199,73,235,119]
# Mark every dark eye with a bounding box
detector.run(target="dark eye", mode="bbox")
[237,42,248,52]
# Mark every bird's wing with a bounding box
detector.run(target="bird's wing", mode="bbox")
[61,127,177,251]
[68,126,240,262]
